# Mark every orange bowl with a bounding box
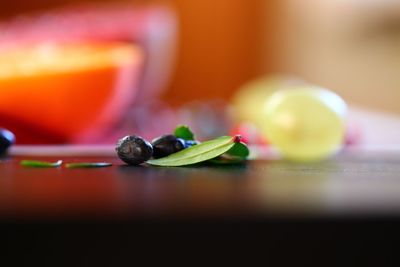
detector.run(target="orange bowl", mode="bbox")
[0,42,143,143]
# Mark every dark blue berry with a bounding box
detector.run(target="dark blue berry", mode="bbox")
[183,140,199,148]
[0,128,15,155]
[152,135,185,159]
[116,135,153,165]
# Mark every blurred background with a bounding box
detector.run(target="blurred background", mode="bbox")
[1,0,400,145]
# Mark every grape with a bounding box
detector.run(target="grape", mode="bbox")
[232,75,303,129]
[262,86,347,161]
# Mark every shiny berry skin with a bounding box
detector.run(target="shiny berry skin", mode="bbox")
[116,135,153,165]
[183,140,199,148]
[0,128,15,155]
[151,135,185,159]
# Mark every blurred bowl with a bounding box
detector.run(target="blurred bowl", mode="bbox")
[0,42,143,143]
[0,3,177,143]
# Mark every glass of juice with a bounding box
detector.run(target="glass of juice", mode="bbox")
[0,42,143,144]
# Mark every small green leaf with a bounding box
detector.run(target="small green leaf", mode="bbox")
[65,162,112,169]
[225,142,249,159]
[147,136,236,166]
[208,142,249,164]
[174,125,195,141]
[20,160,62,168]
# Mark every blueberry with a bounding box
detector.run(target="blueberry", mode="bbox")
[183,140,199,148]
[0,128,15,155]
[151,135,185,159]
[116,135,153,165]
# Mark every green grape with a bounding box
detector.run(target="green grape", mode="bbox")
[262,86,347,161]
[232,75,303,128]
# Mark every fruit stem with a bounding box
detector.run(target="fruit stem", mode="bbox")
[233,135,242,143]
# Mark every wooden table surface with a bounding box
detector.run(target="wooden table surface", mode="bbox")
[2,146,400,264]
[2,145,400,220]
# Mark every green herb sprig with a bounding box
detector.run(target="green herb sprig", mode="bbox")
[20,160,63,168]
[20,160,112,168]
[65,162,113,168]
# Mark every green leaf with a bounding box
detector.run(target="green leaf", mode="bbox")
[20,160,62,168]
[208,142,249,164]
[147,136,236,166]
[65,162,112,168]
[225,142,249,159]
[174,125,195,141]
